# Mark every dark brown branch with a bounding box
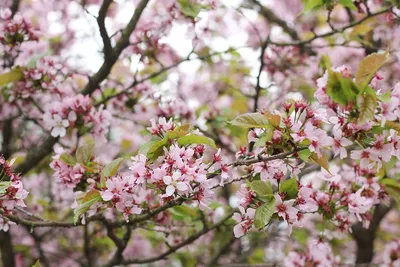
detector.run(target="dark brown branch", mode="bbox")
[97,0,113,58]
[30,230,50,267]
[268,7,392,47]
[102,222,132,267]
[13,0,150,176]
[232,147,306,166]
[10,0,20,17]
[14,136,58,175]
[206,235,236,267]
[84,224,93,267]
[1,119,13,159]
[253,39,269,112]
[95,46,249,107]
[247,0,299,40]
[0,231,15,267]
[81,0,150,96]
[120,212,233,265]
[351,201,395,264]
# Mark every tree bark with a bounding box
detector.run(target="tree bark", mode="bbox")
[351,202,394,264]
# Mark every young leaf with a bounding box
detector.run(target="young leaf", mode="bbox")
[0,181,11,194]
[74,190,102,223]
[264,112,281,127]
[298,149,312,162]
[229,113,271,128]
[177,134,216,148]
[319,55,331,72]
[338,0,357,10]
[0,67,24,86]
[326,70,359,106]
[59,153,76,166]
[254,128,273,147]
[302,0,324,13]
[379,178,400,204]
[279,178,298,199]
[254,199,276,228]
[100,158,124,187]
[177,0,205,18]
[385,121,400,132]
[248,180,273,196]
[357,91,377,124]
[76,144,95,165]
[32,260,42,267]
[310,152,330,173]
[147,137,169,160]
[355,51,389,90]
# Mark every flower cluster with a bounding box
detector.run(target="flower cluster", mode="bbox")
[43,94,111,138]
[284,239,340,267]
[232,68,400,238]
[0,9,38,65]
[0,156,29,216]
[382,239,400,266]
[50,148,86,188]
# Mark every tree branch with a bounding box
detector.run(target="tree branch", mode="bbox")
[351,201,395,264]
[268,7,392,47]
[81,0,150,96]
[120,212,233,265]
[247,0,299,40]
[232,147,306,166]
[97,0,113,58]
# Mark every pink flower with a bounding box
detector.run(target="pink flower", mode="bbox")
[304,124,333,157]
[297,186,318,212]
[163,171,188,196]
[332,130,352,159]
[233,206,255,238]
[347,189,374,221]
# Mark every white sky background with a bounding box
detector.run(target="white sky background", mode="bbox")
[52,0,269,91]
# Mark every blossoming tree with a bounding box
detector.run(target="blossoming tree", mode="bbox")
[1,0,400,266]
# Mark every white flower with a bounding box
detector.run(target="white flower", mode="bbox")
[47,114,69,137]
[163,171,188,196]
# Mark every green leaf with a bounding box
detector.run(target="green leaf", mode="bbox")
[0,67,24,86]
[76,144,95,165]
[355,51,389,90]
[385,121,400,132]
[177,0,206,18]
[319,55,331,72]
[100,158,124,187]
[0,181,11,194]
[377,91,391,102]
[74,190,102,223]
[298,149,312,162]
[59,153,76,166]
[326,70,359,106]
[379,178,400,203]
[310,152,330,173]
[147,137,169,161]
[350,23,374,39]
[383,157,397,176]
[357,90,377,124]
[171,205,198,217]
[166,126,191,139]
[254,199,275,228]
[177,134,216,148]
[247,180,273,196]
[302,0,324,13]
[338,0,357,10]
[229,113,272,128]
[32,260,42,267]
[254,128,273,147]
[279,178,298,199]
[264,112,281,127]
